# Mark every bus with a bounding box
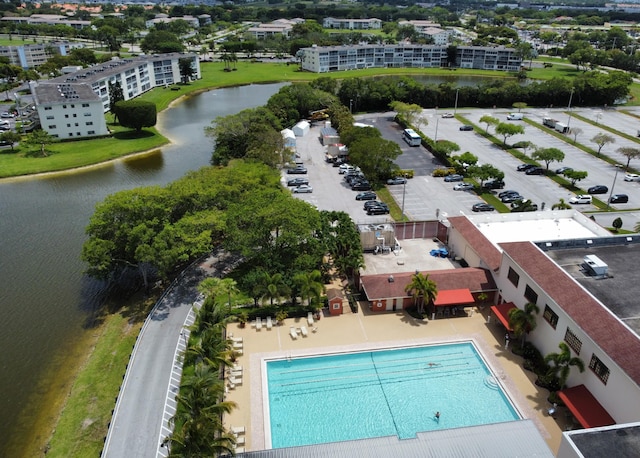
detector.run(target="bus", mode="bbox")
[402,128,422,146]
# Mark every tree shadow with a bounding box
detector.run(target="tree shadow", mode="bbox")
[112,130,156,140]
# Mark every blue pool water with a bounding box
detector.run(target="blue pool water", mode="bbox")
[266,342,520,448]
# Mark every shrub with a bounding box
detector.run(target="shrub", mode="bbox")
[432,168,456,177]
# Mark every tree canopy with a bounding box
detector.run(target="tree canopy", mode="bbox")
[114,99,157,132]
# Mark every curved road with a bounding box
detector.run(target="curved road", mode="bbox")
[102,248,240,458]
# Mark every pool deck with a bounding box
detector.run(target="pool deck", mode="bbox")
[224,304,571,455]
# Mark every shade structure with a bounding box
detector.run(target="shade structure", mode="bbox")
[558,384,616,429]
[490,302,516,332]
[434,289,474,307]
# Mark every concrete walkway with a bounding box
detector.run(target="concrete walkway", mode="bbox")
[101,248,239,458]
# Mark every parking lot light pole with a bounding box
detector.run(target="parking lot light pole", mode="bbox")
[454,88,459,115]
[434,107,440,141]
[566,87,575,128]
[401,174,407,221]
[607,165,623,210]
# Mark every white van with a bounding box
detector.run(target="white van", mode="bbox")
[569,195,592,205]
[507,113,524,120]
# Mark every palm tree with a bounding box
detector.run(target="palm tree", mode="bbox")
[544,342,585,389]
[552,198,572,210]
[255,271,290,306]
[508,302,540,346]
[219,278,239,308]
[294,270,324,307]
[404,272,438,316]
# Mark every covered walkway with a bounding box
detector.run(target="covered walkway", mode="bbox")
[558,384,616,429]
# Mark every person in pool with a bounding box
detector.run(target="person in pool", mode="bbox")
[435,411,440,421]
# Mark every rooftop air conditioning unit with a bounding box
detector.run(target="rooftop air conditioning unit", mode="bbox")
[582,255,608,276]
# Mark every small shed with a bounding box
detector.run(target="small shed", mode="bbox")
[292,120,310,137]
[281,128,296,149]
[320,125,339,145]
[327,288,345,316]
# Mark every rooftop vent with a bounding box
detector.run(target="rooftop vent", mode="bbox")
[582,255,608,277]
[388,275,394,283]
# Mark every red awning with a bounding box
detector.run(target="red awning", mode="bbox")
[434,289,474,307]
[558,385,616,429]
[490,302,516,332]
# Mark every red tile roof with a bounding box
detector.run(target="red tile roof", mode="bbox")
[434,288,475,306]
[501,241,640,386]
[360,267,496,301]
[448,216,502,271]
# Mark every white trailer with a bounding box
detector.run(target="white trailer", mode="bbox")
[555,122,569,133]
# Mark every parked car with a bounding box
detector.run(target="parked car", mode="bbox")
[453,182,474,191]
[501,193,523,203]
[387,176,408,185]
[609,194,629,203]
[459,125,474,131]
[517,163,537,172]
[292,184,313,193]
[587,185,608,194]
[444,174,464,182]
[287,166,307,174]
[367,205,390,215]
[472,203,495,212]
[506,113,524,120]
[624,173,640,182]
[1,112,15,118]
[364,201,388,210]
[498,190,519,198]
[441,112,454,118]
[351,181,372,191]
[555,166,573,175]
[525,166,545,175]
[287,178,309,187]
[482,179,505,190]
[339,164,355,174]
[569,194,592,204]
[355,191,377,201]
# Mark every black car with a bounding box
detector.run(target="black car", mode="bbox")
[609,194,629,203]
[517,163,537,172]
[472,203,495,212]
[287,166,307,174]
[555,166,573,175]
[287,178,309,187]
[444,174,464,182]
[351,181,372,191]
[364,201,388,210]
[356,191,377,201]
[587,185,608,194]
[459,125,474,131]
[367,205,390,215]
[482,179,505,190]
[525,166,545,175]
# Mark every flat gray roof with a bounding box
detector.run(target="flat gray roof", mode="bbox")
[545,242,640,336]
[234,420,552,457]
[565,422,640,457]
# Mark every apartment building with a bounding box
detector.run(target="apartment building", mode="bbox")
[322,17,382,30]
[246,19,303,40]
[0,41,85,69]
[300,44,521,73]
[32,53,200,139]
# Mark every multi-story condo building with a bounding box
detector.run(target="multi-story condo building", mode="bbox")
[246,19,303,40]
[0,41,85,69]
[32,53,200,140]
[1,14,90,30]
[322,18,382,30]
[398,20,453,45]
[300,44,521,73]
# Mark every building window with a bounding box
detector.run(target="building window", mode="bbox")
[86,121,93,126]
[46,115,54,120]
[524,285,538,304]
[88,130,95,135]
[44,106,52,111]
[507,267,519,287]
[589,354,610,384]
[564,328,582,354]
[73,114,77,118]
[64,114,69,119]
[543,305,558,329]
[62,104,67,109]
[48,125,56,129]
[82,103,89,107]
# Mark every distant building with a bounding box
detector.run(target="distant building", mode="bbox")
[246,18,303,40]
[0,14,90,30]
[32,53,200,140]
[300,44,521,73]
[145,14,200,28]
[0,41,85,69]
[322,18,382,30]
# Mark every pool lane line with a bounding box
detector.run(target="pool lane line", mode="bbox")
[369,352,402,439]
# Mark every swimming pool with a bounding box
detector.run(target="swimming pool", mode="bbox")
[265,342,520,448]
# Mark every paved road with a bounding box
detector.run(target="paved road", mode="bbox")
[102,249,240,458]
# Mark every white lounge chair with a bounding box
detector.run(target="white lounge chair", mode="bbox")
[235,447,245,453]
[256,317,262,330]
[231,426,246,435]
[233,341,243,350]
[307,312,314,325]
[234,435,245,445]
[300,326,308,337]
[289,326,298,340]
[232,364,243,372]
[266,316,273,330]
[227,381,236,390]
[229,369,243,378]
[229,376,243,386]
[230,336,243,343]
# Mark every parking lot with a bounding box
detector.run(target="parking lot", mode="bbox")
[286,107,640,229]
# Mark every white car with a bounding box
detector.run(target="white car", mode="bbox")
[624,173,640,182]
[338,164,354,174]
[569,194,592,205]
[453,182,474,191]
[293,184,313,193]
